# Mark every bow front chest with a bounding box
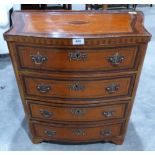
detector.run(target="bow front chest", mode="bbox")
[4,11,151,144]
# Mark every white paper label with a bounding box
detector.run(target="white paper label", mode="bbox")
[128,11,137,14]
[72,38,85,45]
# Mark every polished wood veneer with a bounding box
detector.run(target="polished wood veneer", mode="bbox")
[15,44,138,72]
[4,10,151,145]
[28,100,127,122]
[32,121,123,143]
[6,12,134,36]
[23,74,135,99]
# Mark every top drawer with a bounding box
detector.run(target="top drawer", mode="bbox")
[15,44,139,73]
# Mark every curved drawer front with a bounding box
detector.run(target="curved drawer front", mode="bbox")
[16,44,138,72]
[23,75,135,99]
[33,122,122,142]
[28,100,127,122]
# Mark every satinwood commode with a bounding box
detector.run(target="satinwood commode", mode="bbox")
[4,10,151,144]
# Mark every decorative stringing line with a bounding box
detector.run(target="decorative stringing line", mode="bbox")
[5,36,150,45]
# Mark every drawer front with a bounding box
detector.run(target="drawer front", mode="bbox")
[28,100,127,122]
[33,122,122,142]
[23,75,135,99]
[16,44,138,72]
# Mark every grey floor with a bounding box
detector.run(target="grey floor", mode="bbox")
[0,6,155,151]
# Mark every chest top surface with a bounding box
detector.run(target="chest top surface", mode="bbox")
[5,10,150,39]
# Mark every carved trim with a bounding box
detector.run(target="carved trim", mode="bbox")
[5,35,150,45]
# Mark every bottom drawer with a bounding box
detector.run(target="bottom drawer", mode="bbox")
[32,121,123,142]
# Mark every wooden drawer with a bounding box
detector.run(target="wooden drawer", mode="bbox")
[23,75,135,100]
[28,100,127,122]
[32,122,122,142]
[16,44,138,72]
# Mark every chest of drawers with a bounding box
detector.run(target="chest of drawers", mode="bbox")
[4,10,151,144]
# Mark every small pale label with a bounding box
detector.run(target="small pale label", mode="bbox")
[128,11,137,14]
[72,38,84,45]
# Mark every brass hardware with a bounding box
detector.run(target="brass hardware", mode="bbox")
[108,52,124,65]
[100,129,112,136]
[31,53,47,65]
[40,109,53,118]
[106,83,120,93]
[44,130,56,137]
[69,82,85,91]
[37,84,51,93]
[73,129,86,136]
[70,108,85,116]
[102,111,114,117]
[68,51,87,61]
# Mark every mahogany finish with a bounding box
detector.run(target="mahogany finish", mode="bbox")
[4,10,151,145]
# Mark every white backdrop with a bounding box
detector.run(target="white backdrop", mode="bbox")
[0,4,20,54]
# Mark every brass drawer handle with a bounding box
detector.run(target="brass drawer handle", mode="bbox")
[37,84,51,93]
[108,52,124,66]
[102,111,114,117]
[44,130,56,137]
[69,82,85,91]
[31,53,47,65]
[73,129,86,136]
[70,108,86,116]
[106,83,120,93]
[68,51,87,61]
[40,109,53,118]
[100,129,112,136]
